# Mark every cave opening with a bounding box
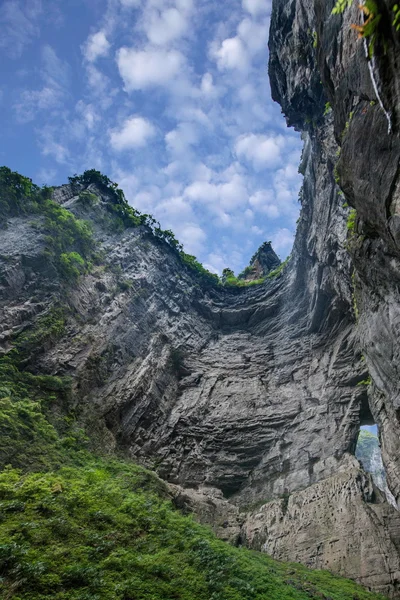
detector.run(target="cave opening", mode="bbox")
[355,423,397,508]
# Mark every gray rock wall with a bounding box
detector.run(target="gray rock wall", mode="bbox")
[1,0,400,593]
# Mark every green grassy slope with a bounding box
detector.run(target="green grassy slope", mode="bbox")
[0,459,388,600]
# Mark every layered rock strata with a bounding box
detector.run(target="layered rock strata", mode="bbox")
[1,0,400,594]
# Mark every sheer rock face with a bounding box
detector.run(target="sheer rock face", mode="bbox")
[242,457,400,599]
[1,0,400,595]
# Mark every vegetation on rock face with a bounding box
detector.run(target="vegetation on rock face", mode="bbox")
[0,166,95,282]
[69,169,220,287]
[0,166,391,600]
[1,166,288,290]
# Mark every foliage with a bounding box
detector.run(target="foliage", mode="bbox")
[77,191,98,207]
[331,0,383,58]
[357,376,372,386]
[0,354,81,472]
[179,252,220,287]
[347,209,357,232]
[59,252,87,281]
[0,460,389,600]
[312,30,318,48]
[323,101,332,116]
[394,4,400,30]
[0,166,96,281]
[350,0,382,58]
[0,166,52,227]
[267,256,290,279]
[331,0,352,15]
[11,308,66,362]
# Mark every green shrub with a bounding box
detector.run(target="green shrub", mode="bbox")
[347,209,357,232]
[59,252,86,281]
[267,256,290,279]
[77,191,98,207]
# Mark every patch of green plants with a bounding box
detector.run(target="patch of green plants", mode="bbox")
[267,256,291,279]
[347,208,357,232]
[357,375,372,386]
[0,351,83,473]
[11,307,66,363]
[0,166,53,228]
[331,0,383,58]
[77,191,98,207]
[393,4,400,30]
[331,0,352,15]
[0,459,389,600]
[312,30,318,48]
[323,101,332,116]
[0,166,96,282]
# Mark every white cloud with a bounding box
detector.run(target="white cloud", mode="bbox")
[178,223,206,255]
[157,196,194,222]
[39,128,70,164]
[200,73,216,97]
[83,31,110,63]
[15,87,60,123]
[242,0,271,16]
[117,47,184,90]
[237,17,269,55]
[110,116,156,150]
[145,7,187,45]
[271,228,294,257]
[165,122,199,155]
[235,133,286,170]
[0,0,42,58]
[13,44,68,123]
[212,36,248,71]
[76,101,98,130]
[249,190,280,218]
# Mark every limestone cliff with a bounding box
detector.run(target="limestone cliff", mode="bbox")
[1,0,400,596]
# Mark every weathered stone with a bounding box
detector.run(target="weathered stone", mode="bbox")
[1,0,400,594]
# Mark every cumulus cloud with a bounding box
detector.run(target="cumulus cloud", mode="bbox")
[178,223,206,255]
[144,7,187,45]
[110,116,156,150]
[249,190,280,218]
[165,122,199,156]
[117,47,184,90]
[235,133,286,170]
[211,36,248,71]
[242,0,271,16]
[83,31,110,62]
[271,228,294,257]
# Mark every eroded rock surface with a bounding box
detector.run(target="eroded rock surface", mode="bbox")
[1,0,400,595]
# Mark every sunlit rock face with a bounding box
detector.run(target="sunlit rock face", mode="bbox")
[1,0,400,595]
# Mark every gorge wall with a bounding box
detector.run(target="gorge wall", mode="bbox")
[1,0,400,596]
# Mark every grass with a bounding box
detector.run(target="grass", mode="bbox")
[0,460,389,600]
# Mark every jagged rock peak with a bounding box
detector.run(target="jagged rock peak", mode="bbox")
[238,241,281,282]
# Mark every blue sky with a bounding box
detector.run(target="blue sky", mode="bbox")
[0,0,303,273]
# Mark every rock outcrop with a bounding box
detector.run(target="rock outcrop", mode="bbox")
[1,0,400,595]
